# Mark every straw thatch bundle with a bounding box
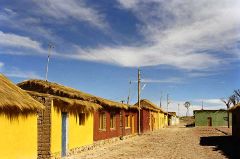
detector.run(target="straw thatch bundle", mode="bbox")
[26,90,101,114]
[229,103,240,111]
[134,99,165,113]
[18,80,128,111]
[0,74,44,116]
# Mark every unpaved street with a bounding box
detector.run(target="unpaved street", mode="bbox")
[68,126,235,159]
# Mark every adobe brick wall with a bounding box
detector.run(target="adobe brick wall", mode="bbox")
[93,109,121,141]
[122,110,138,136]
[30,96,52,159]
[141,109,150,133]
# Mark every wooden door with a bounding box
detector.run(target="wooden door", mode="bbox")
[131,115,134,134]
[61,112,68,157]
[207,117,212,126]
[151,115,154,131]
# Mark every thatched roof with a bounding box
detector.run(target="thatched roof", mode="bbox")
[17,80,128,111]
[0,74,44,115]
[168,112,177,116]
[134,99,165,113]
[229,104,240,112]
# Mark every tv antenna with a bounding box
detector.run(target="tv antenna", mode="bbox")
[45,43,54,81]
[127,80,132,105]
[184,101,191,116]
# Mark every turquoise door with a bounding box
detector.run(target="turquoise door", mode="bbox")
[61,112,68,157]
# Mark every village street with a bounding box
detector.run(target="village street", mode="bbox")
[68,125,237,159]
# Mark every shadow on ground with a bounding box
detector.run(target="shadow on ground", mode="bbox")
[185,123,195,127]
[200,136,240,159]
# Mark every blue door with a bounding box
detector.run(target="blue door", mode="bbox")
[61,112,68,157]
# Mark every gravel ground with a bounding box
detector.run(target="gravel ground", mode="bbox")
[67,125,233,159]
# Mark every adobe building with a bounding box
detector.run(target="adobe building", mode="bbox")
[194,109,231,126]
[0,74,44,159]
[134,99,165,133]
[18,79,102,158]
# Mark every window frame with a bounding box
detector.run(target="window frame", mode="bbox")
[99,112,106,131]
[125,115,130,128]
[110,112,116,130]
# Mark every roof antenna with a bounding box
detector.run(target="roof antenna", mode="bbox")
[45,43,54,81]
[127,80,131,105]
[160,91,163,108]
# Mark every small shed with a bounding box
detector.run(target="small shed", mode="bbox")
[0,74,44,159]
[194,109,231,126]
[168,112,179,126]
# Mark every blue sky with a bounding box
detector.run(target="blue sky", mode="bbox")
[0,0,240,115]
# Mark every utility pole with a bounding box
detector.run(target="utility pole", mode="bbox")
[167,94,169,113]
[160,92,162,108]
[201,100,204,110]
[127,80,131,105]
[138,68,141,135]
[45,43,54,81]
[178,103,180,116]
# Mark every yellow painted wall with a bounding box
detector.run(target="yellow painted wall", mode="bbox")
[164,115,168,127]
[51,102,62,155]
[50,100,94,155]
[69,113,93,150]
[0,114,37,159]
[153,112,158,130]
[158,112,165,128]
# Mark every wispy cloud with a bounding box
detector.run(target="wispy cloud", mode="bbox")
[34,0,107,29]
[67,0,240,70]
[0,62,42,79]
[159,99,226,116]
[4,67,42,79]
[0,62,4,68]
[0,31,43,51]
[1,0,240,73]
[193,98,224,106]
[0,8,60,42]
[188,71,220,78]
[141,77,183,84]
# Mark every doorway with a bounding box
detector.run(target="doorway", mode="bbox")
[131,115,134,134]
[61,112,68,157]
[207,117,212,126]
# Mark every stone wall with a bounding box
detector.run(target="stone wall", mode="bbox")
[31,96,52,159]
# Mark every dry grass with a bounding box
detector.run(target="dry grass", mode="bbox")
[27,90,101,114]
[0,74,44,116]
[229,103,240,111]
[18,79,129,110]
[134,99,165,112]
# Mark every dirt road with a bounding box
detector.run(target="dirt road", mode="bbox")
[68,126,234,159]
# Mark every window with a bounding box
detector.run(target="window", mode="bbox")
[99,112,106,130]
[125,115,130,128]
[79,113,85,125]
[110,113,116,129]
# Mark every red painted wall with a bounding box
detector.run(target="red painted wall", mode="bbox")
[93,109,139,141]
[122,110,138,136]
[141,109,150,133]
[93,110,121,141]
